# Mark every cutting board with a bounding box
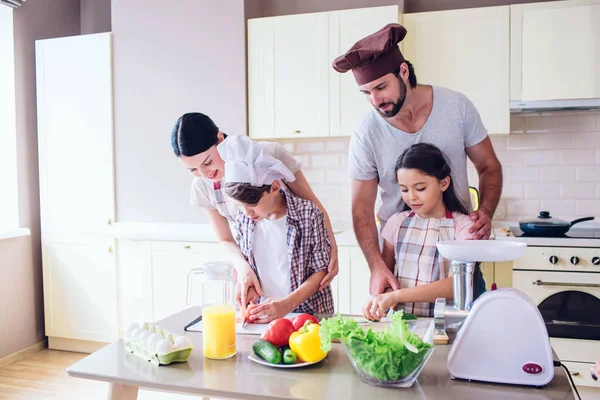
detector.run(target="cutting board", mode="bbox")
[185,311,304,335]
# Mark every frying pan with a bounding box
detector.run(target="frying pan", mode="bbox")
[519,211,595,237]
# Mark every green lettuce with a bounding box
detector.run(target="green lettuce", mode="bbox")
[319,311,432,381]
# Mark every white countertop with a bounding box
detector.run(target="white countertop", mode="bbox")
[114,222,359,246]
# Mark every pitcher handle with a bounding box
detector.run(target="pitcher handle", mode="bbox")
[186,268,204,306]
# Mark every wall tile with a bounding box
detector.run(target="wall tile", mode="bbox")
[524,183,559,199]
[502,183,524,198]
[507,133,542,150]
[510,117,525,134]
[325,169,350,184]
[559,183,595,199]
[596,183,600,199]
[490,135,507,150]
[294,155,311,168]
[540,133,576,150]
[539,200,576,217]
[525,116,561,133]
[311,184,343,201]
[577,166,600,182]
[325,139,349,152]
[559,149,596,166]
[302,169,326,183]
[281,141,295,152]
[296,141,324,153]
[576,132,600,149]
[540,166,576,183]
[505,167,539,183]
[505,199,540,217]
[312,154,339,168]
[575,200,600,217]
[560,115,597,132]
[496,151,524,167]
[523,150,559,167]
[597,149,600,165]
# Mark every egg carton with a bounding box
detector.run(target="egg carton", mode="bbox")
[123,322,194,366]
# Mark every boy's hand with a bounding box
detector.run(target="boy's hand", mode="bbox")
[249,298,293,323]
[320,243,339,289]
[236,269,263,308]
[363,292,398,321]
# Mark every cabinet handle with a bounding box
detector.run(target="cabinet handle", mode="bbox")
[107,218,112,225]
[183,245,191,249]
[108,246,113,253]
[292,130,301,134]
[533,280,600,288]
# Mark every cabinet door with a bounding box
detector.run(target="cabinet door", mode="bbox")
[403,7,510,134]
[329,6,401,137]
[511,0,600,102]
[42,234,118,342]
[336,247,351,314]
[349,247,371,315]
[494,261,513,288]
[36,33,115,234]
[248,13,330,139]
[151,242,224,321]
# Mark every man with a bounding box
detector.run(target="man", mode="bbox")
[332,23,502,295]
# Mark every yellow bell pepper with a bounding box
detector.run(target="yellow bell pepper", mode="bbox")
[289,321,327,363]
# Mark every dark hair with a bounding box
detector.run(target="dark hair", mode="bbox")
[394,143,469,215]
[224,182,273,206]
[394,60,417,88]
[171,112,225,157]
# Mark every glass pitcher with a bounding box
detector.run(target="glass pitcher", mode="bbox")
[187,261,236,359]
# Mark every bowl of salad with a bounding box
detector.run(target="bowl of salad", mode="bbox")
[319,311,434,388]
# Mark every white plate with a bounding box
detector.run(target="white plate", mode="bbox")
[437,240,527,262]
[248,352,322,368]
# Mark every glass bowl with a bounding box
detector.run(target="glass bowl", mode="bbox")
[341,319,435,388]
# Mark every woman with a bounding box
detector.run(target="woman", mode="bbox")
[171,112,338,309]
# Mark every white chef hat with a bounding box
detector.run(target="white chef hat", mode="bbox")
[217,135,296,186]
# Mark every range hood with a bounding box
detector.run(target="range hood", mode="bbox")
[510,98,600,113]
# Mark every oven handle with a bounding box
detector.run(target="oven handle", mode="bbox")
[533,279,600,288]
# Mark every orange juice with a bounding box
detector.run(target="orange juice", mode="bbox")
[202,305,236,359]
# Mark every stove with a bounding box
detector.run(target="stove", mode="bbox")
[510,227,600,239]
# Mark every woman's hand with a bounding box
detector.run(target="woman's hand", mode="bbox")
[363,292,398,321]
[320,242,339,290]
[236,268,263,309]
[248,298,293,323]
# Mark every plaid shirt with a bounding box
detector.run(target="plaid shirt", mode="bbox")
[236,190,334,314]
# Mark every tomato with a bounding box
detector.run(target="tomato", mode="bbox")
[291,314,319,331]
[261,318,295,347]
[242,304,258,324]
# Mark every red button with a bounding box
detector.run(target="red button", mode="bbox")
[523,363,543,375]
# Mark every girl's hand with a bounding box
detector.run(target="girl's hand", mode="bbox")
[236,268,263,308]
[249,298,293,323]
[592,358,600,381]
[363,292,398,321]
[320,242,339,290]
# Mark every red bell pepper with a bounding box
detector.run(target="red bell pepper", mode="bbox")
[291,313,319,331]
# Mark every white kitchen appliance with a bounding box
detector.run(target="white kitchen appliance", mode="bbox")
[435,240,555,387]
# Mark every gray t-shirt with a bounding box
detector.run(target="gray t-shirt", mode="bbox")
[348,86,487,228]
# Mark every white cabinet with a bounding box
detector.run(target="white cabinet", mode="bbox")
[150,241,225,321]
[403,6,510,134]
[336,245,371,315]
[35,33,117,346]
[36,33,115,234]
[511,0,600,102]
[248,12,330,139]
[248,6,401,139]
[42,234,118,342]
[329,6,402,137]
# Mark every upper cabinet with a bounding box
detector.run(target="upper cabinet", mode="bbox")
[511,0,600,103]
[403,6,510,134]
[248,6,401,139]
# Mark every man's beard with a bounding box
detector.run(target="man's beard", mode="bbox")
[375,78,407,118]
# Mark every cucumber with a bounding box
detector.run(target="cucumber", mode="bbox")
[252,339,282,364]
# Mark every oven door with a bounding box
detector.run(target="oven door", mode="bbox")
[514,270,600,364]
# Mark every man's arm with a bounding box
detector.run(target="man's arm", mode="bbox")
[465,136,503,239]
[351,178,400,294]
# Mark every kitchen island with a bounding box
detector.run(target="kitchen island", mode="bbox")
[67,307,575,400]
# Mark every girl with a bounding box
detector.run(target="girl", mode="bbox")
[363,142,485,320]
[219,135,334,321]
[171,113,338,309]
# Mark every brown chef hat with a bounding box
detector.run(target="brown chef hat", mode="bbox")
[332,23,407,86]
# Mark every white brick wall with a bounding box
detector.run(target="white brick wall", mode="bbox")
[272,111,600,228]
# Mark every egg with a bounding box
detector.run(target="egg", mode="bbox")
[173,336,192,350]
[147,333,163,350]
[139,330,152,344]
[130,328,144,340]
[125,323,140,339]
[156,339,175,355]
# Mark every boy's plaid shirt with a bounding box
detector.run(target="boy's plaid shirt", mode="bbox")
[235,190,334,314]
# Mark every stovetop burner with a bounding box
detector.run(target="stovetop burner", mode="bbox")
[510,227,600,239]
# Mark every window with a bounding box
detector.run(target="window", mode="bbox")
[0,6,19,232]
